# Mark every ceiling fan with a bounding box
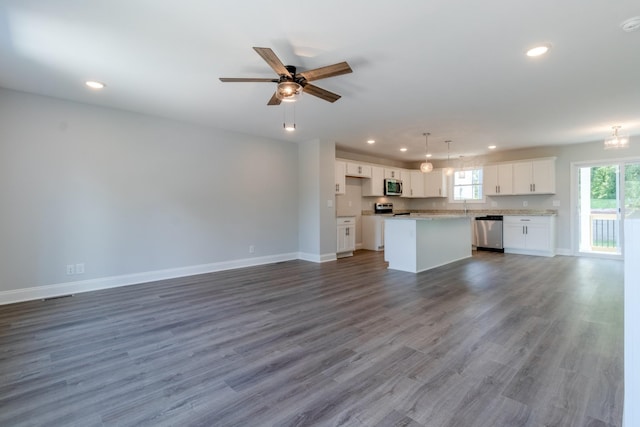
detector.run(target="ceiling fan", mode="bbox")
[219,47,353,105]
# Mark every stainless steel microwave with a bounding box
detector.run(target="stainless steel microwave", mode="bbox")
[384,178,403,196]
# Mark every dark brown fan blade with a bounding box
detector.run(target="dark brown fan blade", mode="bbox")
[253,47,291,77]
[219,78,277,82]
[302,84,341,103]
[298,62,352,82]
[267,92,281,106]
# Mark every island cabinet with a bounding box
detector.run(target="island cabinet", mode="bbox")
[346,162,372,178]
[512,158,556,194]
[335,161,346,194]
[484,164,513,196]
[503,215,556,257]
[424,169,447,197]
[337,216,356,257]
[362,166,385,197]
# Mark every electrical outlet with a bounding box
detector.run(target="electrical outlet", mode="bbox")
[66,264,75,275]
[491,201,498,207]
[523,201,528,207]
[553,200,560,207]
[75,263,85,274]
[249,245,255,254]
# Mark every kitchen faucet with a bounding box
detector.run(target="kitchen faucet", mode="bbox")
[463,200,468,215]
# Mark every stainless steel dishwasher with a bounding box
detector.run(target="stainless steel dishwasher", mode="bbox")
[475,215,504,252]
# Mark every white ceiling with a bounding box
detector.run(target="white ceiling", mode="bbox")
[1,0,639,161]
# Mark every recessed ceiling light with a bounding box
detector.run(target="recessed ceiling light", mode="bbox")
[526,44,551,57]
[85,80,106,89]
[488,145,497,149]
[367,139,375,144]
[426,153,432,158]
[400,147,407,152]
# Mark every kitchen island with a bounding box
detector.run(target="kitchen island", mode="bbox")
[384,215,472,273]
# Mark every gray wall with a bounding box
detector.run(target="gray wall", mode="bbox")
[0,88,299,293]
[338,140,640,253]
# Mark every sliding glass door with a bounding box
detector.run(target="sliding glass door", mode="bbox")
[576,160,640,257]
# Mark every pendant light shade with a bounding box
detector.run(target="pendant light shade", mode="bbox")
[604,126,629,149]
[420,132,433,173]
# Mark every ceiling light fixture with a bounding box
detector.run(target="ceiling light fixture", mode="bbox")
[85,80,105,89]
[604,126,629,149]
[488,145,497,150]
[526,44,551,57]
[621,16,640,32]
[444,140,454,176]
[420,132,433,173]
[400,147,407,152]
[276,81,303,102]
[367,139,375,144]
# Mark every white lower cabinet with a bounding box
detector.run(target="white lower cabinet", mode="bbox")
[503,216,556,257]
[337,216,356,257]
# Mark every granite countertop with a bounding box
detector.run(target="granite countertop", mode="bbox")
[362,209,557,216]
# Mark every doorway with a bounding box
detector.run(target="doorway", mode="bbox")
[576,161,640,257]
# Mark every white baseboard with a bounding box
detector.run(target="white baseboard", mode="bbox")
[0,252,299,306]
[297,252,337,263]
[555,248,573,256]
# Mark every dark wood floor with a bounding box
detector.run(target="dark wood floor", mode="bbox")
[0,250,623,427]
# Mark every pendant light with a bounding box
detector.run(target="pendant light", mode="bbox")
[420,132,433,173]
[604,126,629,149]
[444,140,454,176]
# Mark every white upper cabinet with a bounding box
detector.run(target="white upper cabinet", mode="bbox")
[335,161,346,195]
[384,168,402,179]
[513,158,556,194]
[362,166,385,197]
[484,164,513,196]
[346,162,372,178]
[400,169,412,197]
[424,169,447,198]
[406,170,425,198]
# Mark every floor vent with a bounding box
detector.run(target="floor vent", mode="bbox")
[42,294,74,301]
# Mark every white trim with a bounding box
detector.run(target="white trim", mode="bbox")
[555,248,573,256]
[0,252,299,306]
[298,252,338,263]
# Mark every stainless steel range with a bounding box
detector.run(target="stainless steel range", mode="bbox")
[374,202,393,214]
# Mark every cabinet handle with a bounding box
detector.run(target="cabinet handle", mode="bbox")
[533,183,536,192]
[336,183,339,192]
[346,227,350,236]
[438,188,441,196]
[358,166,362,174]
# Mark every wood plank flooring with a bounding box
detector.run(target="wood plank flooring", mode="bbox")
[0,251,624,426]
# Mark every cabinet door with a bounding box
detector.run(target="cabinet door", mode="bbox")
[513,162,533,194]
[345,225,356,251]
[483,165,499,196]
[424,169,446,197]
[531,159,555,194]
[409,171,425,198]
[384,168,401,179]
[497,164,514,195]
[362,166,384,196]
[400,170,412,197]
[335,161,346,195]
[524,222,550,251]
[346,162,372,178]
[503,222,526,249]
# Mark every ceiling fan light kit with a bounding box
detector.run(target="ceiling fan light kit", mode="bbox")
[219,47,352,106]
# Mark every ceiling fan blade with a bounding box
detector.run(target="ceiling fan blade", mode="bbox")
[299,62,352,82]
[267,92,282,106]
[253,47,291,77]
[219,78,277,82]
[303,84,341,103]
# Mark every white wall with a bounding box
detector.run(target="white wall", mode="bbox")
[0,88,299,300]
[298,138,336,261]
